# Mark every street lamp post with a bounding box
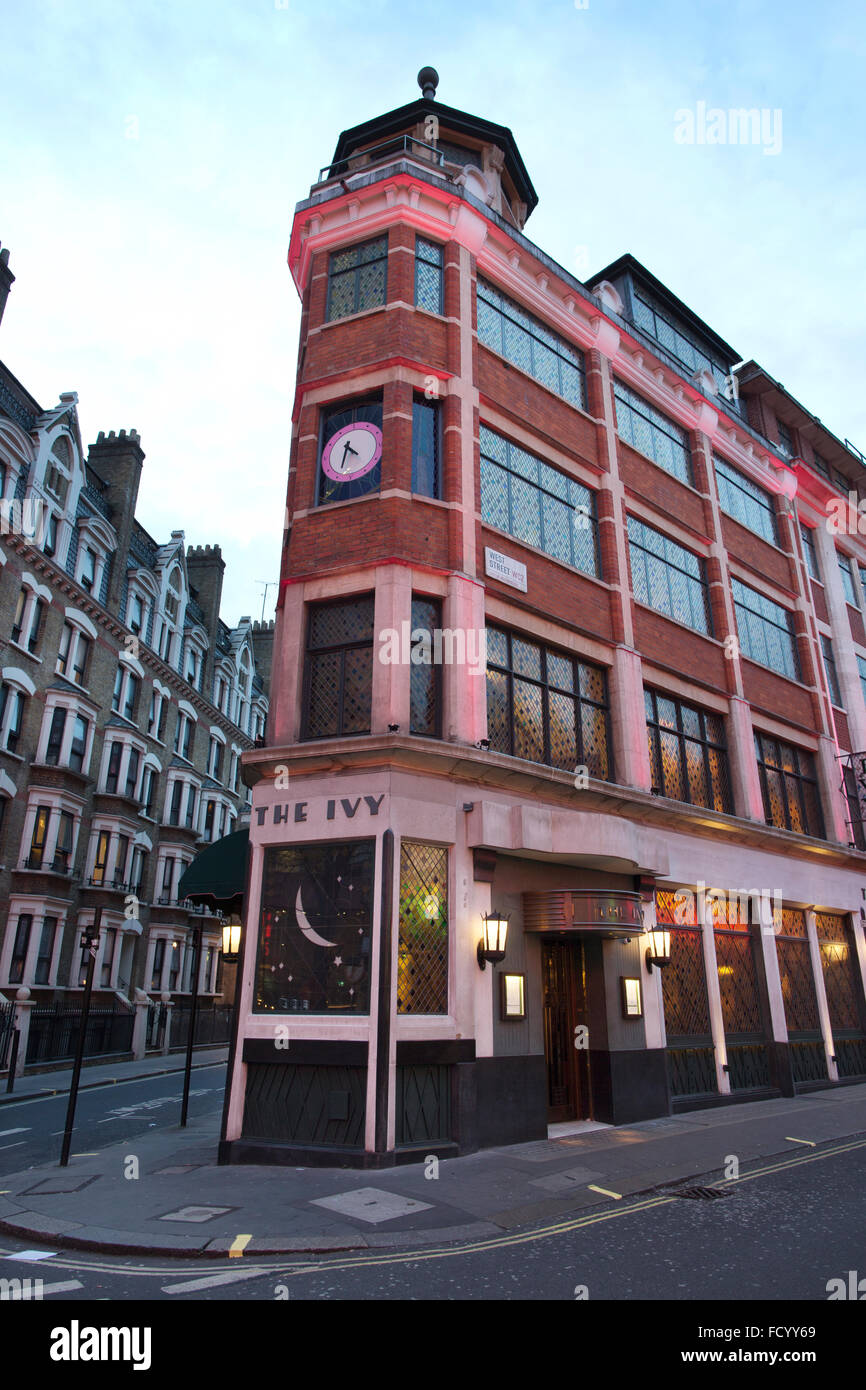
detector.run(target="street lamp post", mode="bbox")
[59,907,101,1167]
[180,919,202,1127]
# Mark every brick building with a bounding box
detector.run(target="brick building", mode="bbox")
[0,243,271,1043]
[218,72,866,1167]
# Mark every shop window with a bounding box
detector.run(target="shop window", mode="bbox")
[254,839,375,1014]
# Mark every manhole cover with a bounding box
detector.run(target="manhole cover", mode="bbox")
[674,1185,730,1201]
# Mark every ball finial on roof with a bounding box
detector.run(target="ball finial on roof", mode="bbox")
[417,67,439,100]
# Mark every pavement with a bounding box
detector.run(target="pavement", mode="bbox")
[1,1069,865,1258]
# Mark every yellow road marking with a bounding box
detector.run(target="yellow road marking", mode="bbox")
[587,1184,622,1200]
[229,1234,253,1258]
[785,1136,816,1146]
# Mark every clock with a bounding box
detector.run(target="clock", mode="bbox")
[321,422,383,482]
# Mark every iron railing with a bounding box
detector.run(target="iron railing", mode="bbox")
[24,1005,134,1065]
[318,133,445,186]
[170,1002,233,1050]
[0,1002,15,1070]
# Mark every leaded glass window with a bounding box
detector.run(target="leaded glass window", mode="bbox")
[326,236,388,322]
[631,291,728,395]
[776,421,794,459]
[412,396,440,498]
[614,380,692,486]
[714,456,777,546]
[821,634,843,708]
[477,279,586,410]
[645,689,732,812]
[800,524,819,581]
[837,550,858,606]
[398,840,448,1014]
[409,596,442,738]
[486,626,611,779]
[303,595,374,740]
[480,426,599,576]
[731,578,798,679]
[627,516,710,634]
[754,732,824,838]
[415,237,443,315]
[255,840,376,1015]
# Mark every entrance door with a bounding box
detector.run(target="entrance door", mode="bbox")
[541,940,589,1122]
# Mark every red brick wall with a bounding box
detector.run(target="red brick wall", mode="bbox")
[479,523,614,642]
[477,347,600,471]
[632,607,728,692]
[834,709,852,752]
[721,514,794,592]
[848,606,866,647]
[618,441,707,538]
[811,581,829,624]
[740,660,816,731]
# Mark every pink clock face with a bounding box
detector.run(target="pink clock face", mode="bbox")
[321,422,383,482]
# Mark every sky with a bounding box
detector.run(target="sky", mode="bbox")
[2,0,864,627]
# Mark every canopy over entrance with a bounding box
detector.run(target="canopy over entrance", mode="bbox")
[177,828,250,912]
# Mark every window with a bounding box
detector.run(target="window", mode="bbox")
[838,551,858,606]
[776,421,795,459]
[207,735,224,782]
[0,681,26,754]
[800,524,820,581]
[184,783,197,830]
[480,426,599,576]
[614,380,692,486]
[731,578,798,680]
[91,830,111,886]
[44,707,90,772]
[628,517,711,634]
[168,779,184,826]
[812,450,830,479]
[645,689,732,812]
[10,914,32,984]
[69,715,89,773]
[398,841,448,1014]
[859,654,866,705]
[56,623,91,686]
[412,396,441,498]
[114,835,131,888]
[821,635,843,707]
[151,938,166,989]
[45,708,66,765]
[129,845,147,895]
[477,279,586,410]
[128,593,144,635]
[714,456,777,546]
[53,811,74,873]
[35,917,58,985]
[754,732,824,838]
[124,747,141,799]
[79,545,97,593]
[112,665,140,723]
[140,765,157,818]
[203,799,215,841]
[11,587,45,653]
[101,928,118,988]
[415,237,443,314]
[409,596,442,738]
[631,290,728,393]
[28,806,51,869]
[43,512,58,557]
[105,742,123,794]
[326,236,388,321]
[486,626,611,778]
[303,595,374,739]
[148,688,169,741]
[174,712,194,761]
[317,396,383,506]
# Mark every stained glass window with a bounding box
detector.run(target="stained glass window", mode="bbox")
[303,596,374,740]
[731,578,798,680]
[614,380,692,486]
[326,236,387,322]
[754,732,824,838]
[627,516,710,634]
[645,689,732,812]
[477,279,586,410]
[480,426,599,577]
[398,840,448,1014]
[485,626,611,779]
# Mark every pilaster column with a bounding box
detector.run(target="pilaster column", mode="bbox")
[610,644,651,791]
[726,696,765,820]
[805,909,838,1082]
[700,903,730,1095]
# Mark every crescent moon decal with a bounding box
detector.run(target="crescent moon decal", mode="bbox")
[295,887,337,948]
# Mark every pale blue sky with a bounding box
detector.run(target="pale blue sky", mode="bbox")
[2,0,864,624]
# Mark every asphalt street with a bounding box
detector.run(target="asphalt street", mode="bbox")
[0,1063,227,1174]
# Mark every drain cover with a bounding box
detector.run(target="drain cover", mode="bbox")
[674,1185,730,1201]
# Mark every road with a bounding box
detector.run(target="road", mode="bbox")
[0,1062,226,1174]
[1,1132,864,1310]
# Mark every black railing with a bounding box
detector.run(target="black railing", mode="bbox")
[170,1002,233,1050]
[145,1000,168,1051]
[0,1002,15,1070]
[25,1005,134,1065]
[318,133,445,185]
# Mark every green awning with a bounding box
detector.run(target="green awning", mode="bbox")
[177,828,250,909]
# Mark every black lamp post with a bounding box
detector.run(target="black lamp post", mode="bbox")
[180,919,202,1127]
[60,908,101,1166]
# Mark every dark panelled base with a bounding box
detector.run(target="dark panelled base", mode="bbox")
[461,1055,548,1150]
[221,1138,391,1169]
[590,1048,670,1125]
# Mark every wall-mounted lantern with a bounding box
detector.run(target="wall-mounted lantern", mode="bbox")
[477,911,509,970]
